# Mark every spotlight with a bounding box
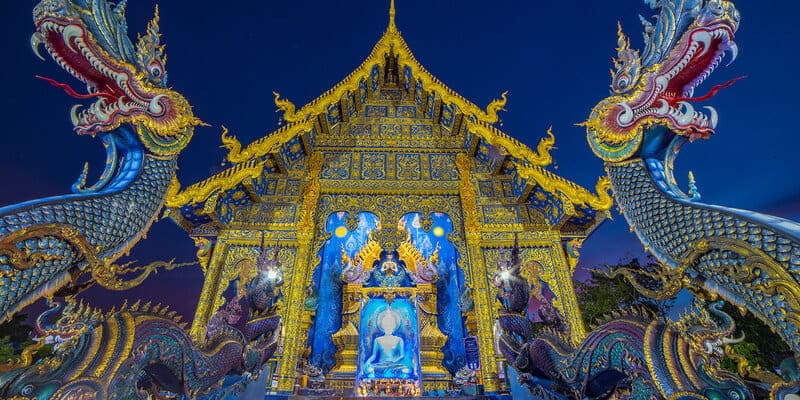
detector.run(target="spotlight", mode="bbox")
[501,270,510,280]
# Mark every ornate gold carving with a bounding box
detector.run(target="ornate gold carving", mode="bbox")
[321,179,459,196]
[348,238,383,279]
[472,124,553,168]
[165,162,263,208]
[94,259,194,291]
[193,237,213,274]
[398,238,436,278]
[167,5,611,224]
[297,153,323,241]
[331,320,360,374]
[220,120,308,165]
[564,238,583,274]
[388,0,397,31]
[0,224,193,294]
[271,27,505,127]
[416,286,450,378]
[466,124,611,212]
[330,285,363,376]
[455,154,480,237]
[605,261,686,301]
[273,92,297,121]
[684,237,800,330]
[189,246,221,342]
[520,163,613,212]
[455,154,501,391]
[171,5,614,392]
[277,152,324,392]
[485,91,508,122]
[373,227,409,252]
[481,234,587,345]
[219,126,242,162]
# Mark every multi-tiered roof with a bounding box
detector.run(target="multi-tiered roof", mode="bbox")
[166,1,611,235]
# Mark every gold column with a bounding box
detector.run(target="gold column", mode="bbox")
[548,241,587,344]
[277,153,323,393]
[189,239,226,342]
[455,154,500,392]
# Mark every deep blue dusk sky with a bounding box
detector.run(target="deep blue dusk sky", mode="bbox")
[0,1,797,322]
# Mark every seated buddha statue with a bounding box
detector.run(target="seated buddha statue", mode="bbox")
[364,306,411,378]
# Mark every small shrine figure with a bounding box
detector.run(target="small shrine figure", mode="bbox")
[367,250,410,287]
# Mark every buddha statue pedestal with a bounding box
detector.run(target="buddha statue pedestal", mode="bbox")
[328,283,452,395]
[417,285,451,393]
[328,285,362,392]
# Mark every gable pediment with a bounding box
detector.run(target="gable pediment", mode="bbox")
[166,7,612,237]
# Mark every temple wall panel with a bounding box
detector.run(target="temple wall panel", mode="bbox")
[189,231,303,340]
[190,147,591,393]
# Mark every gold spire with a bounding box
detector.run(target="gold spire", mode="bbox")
[388,0,397,31]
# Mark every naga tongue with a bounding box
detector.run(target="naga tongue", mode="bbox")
[36,75,112,100]
[670,76,746,104]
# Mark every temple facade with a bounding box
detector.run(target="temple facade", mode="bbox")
[166,3,612,395]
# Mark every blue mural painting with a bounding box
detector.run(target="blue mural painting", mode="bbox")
[400,212,467,373]
[308,211,379,372]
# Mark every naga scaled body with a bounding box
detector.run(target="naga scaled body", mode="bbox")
[0,0,202,320]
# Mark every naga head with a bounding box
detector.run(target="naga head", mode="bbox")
[33,300,94,351]
[584,0,740,162]
[674,301,742,358]
[0,300,101,400]
[32,0,202,156]
[669,301,752,400]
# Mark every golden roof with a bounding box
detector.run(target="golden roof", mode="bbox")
[166,1,611,214]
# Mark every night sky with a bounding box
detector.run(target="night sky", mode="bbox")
[0,1,797,323]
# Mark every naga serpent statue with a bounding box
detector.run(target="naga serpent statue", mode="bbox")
[583,0,800,355]
[0,0,203,320]
[0,242,284,400]
[494,239,751,399]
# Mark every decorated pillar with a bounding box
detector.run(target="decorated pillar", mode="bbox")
[277,153,323,393]
[455,154,501,392]
[543,240,587,344]
[189,238,224,342]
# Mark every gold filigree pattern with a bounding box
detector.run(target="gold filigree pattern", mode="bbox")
[682,237,800,329]
[0,224,194,294]
[277,152,324,391]
[455,154,480,236]
[168,6,609,216]
[272,19,505,126]
[165,163,264,208]
[193,237,213,274]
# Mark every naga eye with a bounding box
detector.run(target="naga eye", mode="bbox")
[21,384,34,396]
[615,74,630,91]
[149,62,163,79]
[708,0,724,14]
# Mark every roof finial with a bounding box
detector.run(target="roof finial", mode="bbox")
[388,0,397,31]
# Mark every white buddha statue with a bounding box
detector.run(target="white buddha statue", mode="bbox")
[364,305,411,377]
